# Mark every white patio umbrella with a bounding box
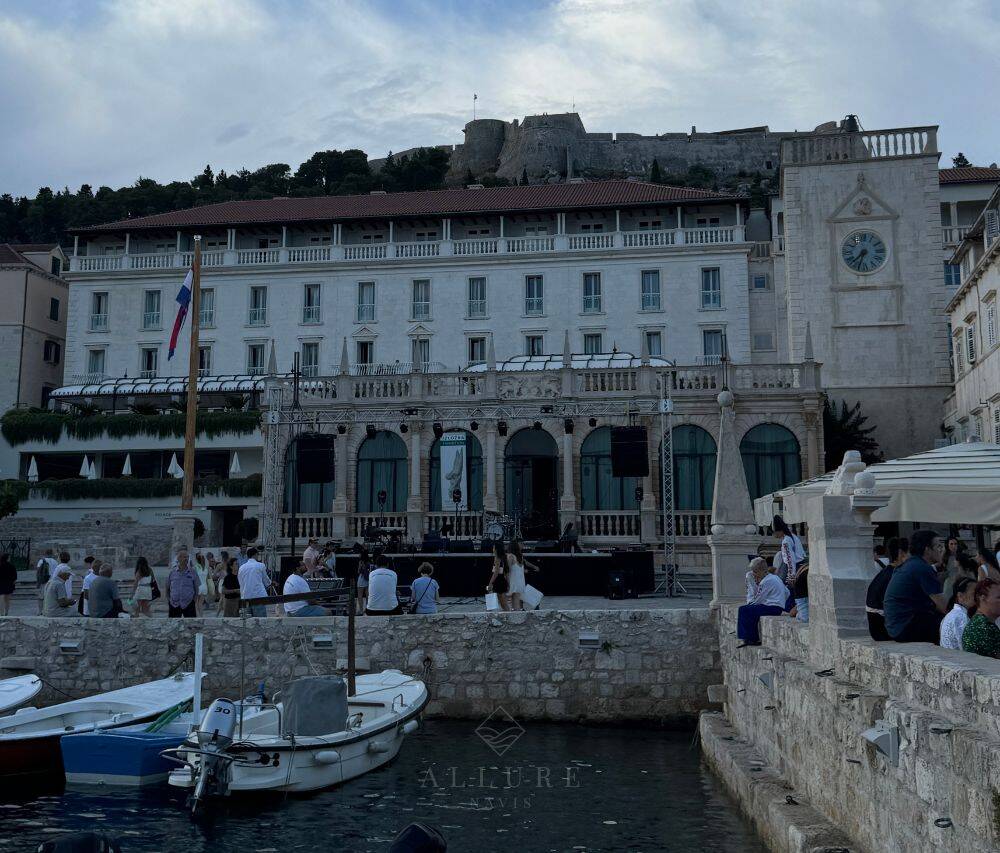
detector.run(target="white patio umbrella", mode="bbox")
[79,455,91,478]
[754,438,1000,526]
[87,458,98,480]
[121,454,132,477]
[229,451,242,477]
[27,456,38,483]
[167,453,183,479]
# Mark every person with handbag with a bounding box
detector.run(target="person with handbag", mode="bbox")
[410,563,440,614]
[486,541,511,611]
[131,559,154,616]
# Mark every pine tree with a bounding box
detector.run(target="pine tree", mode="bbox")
[521,168,529,186]
[649,159,662,183]
[952,152,971,168]
[464,168,476,186]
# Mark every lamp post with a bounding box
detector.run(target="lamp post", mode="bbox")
[452,487,462,541]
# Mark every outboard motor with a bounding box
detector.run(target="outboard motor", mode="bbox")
[189,698,238,815]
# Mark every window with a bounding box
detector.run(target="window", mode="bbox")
[43,340,61,364]
[580,223,604,232]
[638,220,662,231]
[987,302,997,349]
[246,343,266,374]
[361,233,386,244]
[525,335,544,356]
[740,423,802,500]
[967,325,977,363]
[583,333,603,355]
[583,273,602,313]
[994,408,1000,445]
[641,270,661,310]
[696,216,721,227]
[199,288,215,327]
[90,292,109,331]
[303,283,321,324]
[411,337,430,368]
[357,281,375,322]
[204,238,227,251]
[944,262,961,288]
[248,286,267,326]
[356,340,374,365]
[258,237,278,249]
[525,275,544,315]
[468,336,486,365]
[198,345,212,376]
[466,228,491,237]
[301,342,319,377]
[40,385,54,408]
[954,332,965,374]
[411,279,431,320]
[580,427,640,511]
[667,425,717,510]
[142,290,161,329]
[430,431,483,511]
[86,348,105,378]
[356,431,408,512]
[414,231,438,242]
[701,268,722,308]
[103,244,124,256]
[645,330,662,356]
[752,332,775,351]
[139,347,158,378]
[751,274,770,290]
[49,297,59,322]
[467,277,487,318]
[524,224,549,235]
[50,256,61,276]
[702,329,725,363]
[308,235,332,245]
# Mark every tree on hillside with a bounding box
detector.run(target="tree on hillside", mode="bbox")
[649,159,662,183]
[823,397,881,471]
[521,167,529,186]
[952,153,971,168]
[463,168,476,186]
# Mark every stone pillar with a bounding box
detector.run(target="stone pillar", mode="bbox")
[331,431,350,540]
[558,427,578,531]
[805,452,888,668]
[406,426,424,537]
[804,411,820,478]
[484,427,498,512]
[170,513,197,562]
[707,390,761,605]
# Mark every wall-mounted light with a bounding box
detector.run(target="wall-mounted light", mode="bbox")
[497,420,508,437]
[337,424,347,435]
[470,420,479,431]
[432,422,444,438]
[861,721,899,767]
[400,423,409,434]
[588,417,598,427]
[365,424,377,439]
[563,418,574,434]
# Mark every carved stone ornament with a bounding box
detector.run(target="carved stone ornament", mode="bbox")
[826,450,867,496]
[498,375,559,399]
[853,196,872,216]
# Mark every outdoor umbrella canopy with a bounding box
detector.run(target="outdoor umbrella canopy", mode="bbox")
[229,451,242,476]
[754,439,1000,526]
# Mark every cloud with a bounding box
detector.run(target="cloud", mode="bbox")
[0,0,997,196]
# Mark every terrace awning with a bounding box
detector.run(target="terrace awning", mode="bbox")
[50,375,267,400]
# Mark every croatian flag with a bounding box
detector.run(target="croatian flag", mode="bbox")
[167,268,193,360]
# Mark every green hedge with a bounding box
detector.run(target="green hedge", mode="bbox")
[1,409,260,446]
[24,474,262,501]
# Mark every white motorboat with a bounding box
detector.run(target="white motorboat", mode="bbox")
[0,673,199,780]
[165,670,428,813]
[0,675,42,714]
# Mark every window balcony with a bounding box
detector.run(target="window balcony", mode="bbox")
[247,365,265,375]
[248,307,267,326]
[139,369,157,379]
[467,300,487,318]
[303,305,321,324]
[89,314,109,332]
[142,312,161,329]
[356,304,375,323]
[641,294,661,311]
[301,363,319,378]
[524,298,544,316]
[199,309,215,328]
[582,296,602,314]
[411,303,430,321]
[942,226,971,246]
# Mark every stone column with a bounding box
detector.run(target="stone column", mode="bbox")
[331,431,350,540]
[406,426,424,537]
[484,427,498,512]
[805,453,888,669]
[558,427,578,531]
[804,411,820,478]
[707,390,761,605]
[170,513,197,561]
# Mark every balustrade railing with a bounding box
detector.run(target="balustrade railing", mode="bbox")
[345,244,387,261]
[454,238,499,255]
[623,230,675,248]
[576,369,638,394]
[683,226,741,244]
[942,226,971,246]
[507,236,556,253]
[79,256,122,272]
[237,248,280,265]
[352,376,411,399]
[568,233,614,250]
[280,514,335,540]
[288,246,331,263]
[130,252,174,269]
[395,241,440,258]
[656,510,712,538]
[425,512,484,537]
[579,511,641,539]
[732,365,801,390]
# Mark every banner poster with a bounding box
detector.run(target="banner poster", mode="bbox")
[439,432,468,511]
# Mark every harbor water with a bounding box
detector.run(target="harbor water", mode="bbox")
[0,720,764,852]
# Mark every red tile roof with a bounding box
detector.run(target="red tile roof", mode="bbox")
[0,244,45,272]
[11,243,58,252]
[71,180,744,234]
[938,167,1000,185]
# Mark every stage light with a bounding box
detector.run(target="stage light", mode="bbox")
[541,405,554,414]
[497,420,508,436]
[337,424,347,435]
[532,420,542,430]
[588,417,597,427]
[564,418,574,434]
[470,420,479,431]
[432,422,444,438]
[400,422,409,434]
[366,424,377,439]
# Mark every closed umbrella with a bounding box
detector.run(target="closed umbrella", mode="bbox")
[167,453,183,479]
[27,456,38,483]
[229,451,242,477]
[122,454,132,477]
[87,459,97,480]
[79,456,91,478]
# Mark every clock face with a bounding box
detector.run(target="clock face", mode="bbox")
[841,230,887,274]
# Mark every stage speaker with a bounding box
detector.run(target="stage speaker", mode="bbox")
[449,539,474,553]
[606,567,637,600]
[421,532,445,553]
[610,426,649,477]
[531,540,560,553]
[480,537,495,553]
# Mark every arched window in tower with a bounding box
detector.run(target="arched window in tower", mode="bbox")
[356,430,408,513]
[580,426,641,510]
[739,423,802,500]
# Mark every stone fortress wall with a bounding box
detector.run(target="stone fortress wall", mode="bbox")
[370,112,825,185]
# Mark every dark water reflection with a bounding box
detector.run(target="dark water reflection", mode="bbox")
[0,720,764,852]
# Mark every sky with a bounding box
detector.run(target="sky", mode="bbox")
[2,0,999,197]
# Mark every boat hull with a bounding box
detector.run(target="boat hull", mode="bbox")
[62,726,191,787]
[0,733,65,781]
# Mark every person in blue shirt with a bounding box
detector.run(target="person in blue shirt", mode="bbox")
[737,558,787,647]
[410,563,440,614]
[883,529,948,643]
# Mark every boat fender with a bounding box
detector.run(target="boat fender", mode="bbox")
[402,720,419,735]
[14,707,36,714]
[314,750,341,765]
[367,740,390,754]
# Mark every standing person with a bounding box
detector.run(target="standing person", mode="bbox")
[235,545,249,568]
[237,547,270,618]
[321,543,337,577]
[55,552,74,600]
[35,550,57,615]
[221,558,242,617]
[365,556,400,616]
[866,537,908,641]
[356,546,371,615]
[883,529,948,643]
[736,559,787,647]
[962,579,1000,658]
[303,538,320,575]
[773,516,805,587]
[131,560,153,617]
[975,548,1000,583]
[874,545,889,568]
[0,554,15,616]
[43,567,77,617]
[193,552,209,616]
[80,558,101,616]
[940,576,977,650]
[487,541,510,612]
[410,563,440,614]
[507,540,534,612]
[165,551,200,618]
[88,566,122,619]
[283,564,327,617]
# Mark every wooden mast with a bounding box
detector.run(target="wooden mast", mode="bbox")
[181,236,202,510]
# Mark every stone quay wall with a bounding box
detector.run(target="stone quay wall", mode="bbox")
[704,605,1000,853]
[0,608,720,725]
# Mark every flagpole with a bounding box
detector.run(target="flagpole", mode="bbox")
[181,235,202,511]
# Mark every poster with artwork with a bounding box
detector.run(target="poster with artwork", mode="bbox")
[439,432,468,511]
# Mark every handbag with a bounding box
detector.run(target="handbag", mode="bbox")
[485,592,500,611]
[523,584,544,610]
[150,577,161,601]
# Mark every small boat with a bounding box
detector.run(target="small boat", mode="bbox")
[0,675,42,714]
[0,673,199,780]
[166,671,427,813]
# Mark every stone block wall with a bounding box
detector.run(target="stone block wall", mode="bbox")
[712,605,1000,853]
[0,608,720,725]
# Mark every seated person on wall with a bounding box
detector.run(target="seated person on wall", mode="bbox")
[410,563,440,614]
[883,529,947,644]
[866,537,908,641]
[366,556,401,616]
[788,561,809,624]
[88,565,123,618]
[43,566,77,617]
[736,558,787,648]
[283,564,328,617]
[961,579,1000,659]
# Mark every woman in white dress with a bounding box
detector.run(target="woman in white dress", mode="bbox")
[507,540,539,611]
[193,552,209,616]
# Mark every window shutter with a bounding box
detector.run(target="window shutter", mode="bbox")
[986,209,1000,247]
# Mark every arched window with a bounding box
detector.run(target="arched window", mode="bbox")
[430,431,483,511]
[356,431,408,512]
[740,423,802,500]
[580,427,640,510]
[672,425,717,510]
[283,434,335,514]
[504,428,559,538]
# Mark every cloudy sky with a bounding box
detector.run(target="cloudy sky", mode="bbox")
[2,0,998,197]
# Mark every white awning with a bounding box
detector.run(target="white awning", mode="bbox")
[754,439,1000,526]
[50,375,268,399]
[464,353,671,372]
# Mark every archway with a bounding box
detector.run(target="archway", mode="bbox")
[356,430,408,513]
[283,433,335,513]
[671,425,717,510]
[580,426,640,510]
[504,427,559,539]
[740,423,802,500]
[430,431,484,511]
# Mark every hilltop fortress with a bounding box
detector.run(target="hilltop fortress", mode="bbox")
[371,112,825,184]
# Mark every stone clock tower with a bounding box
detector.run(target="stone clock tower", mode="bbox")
[780,125,951,458]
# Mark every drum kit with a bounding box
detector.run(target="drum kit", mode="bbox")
[482,511,520,542]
